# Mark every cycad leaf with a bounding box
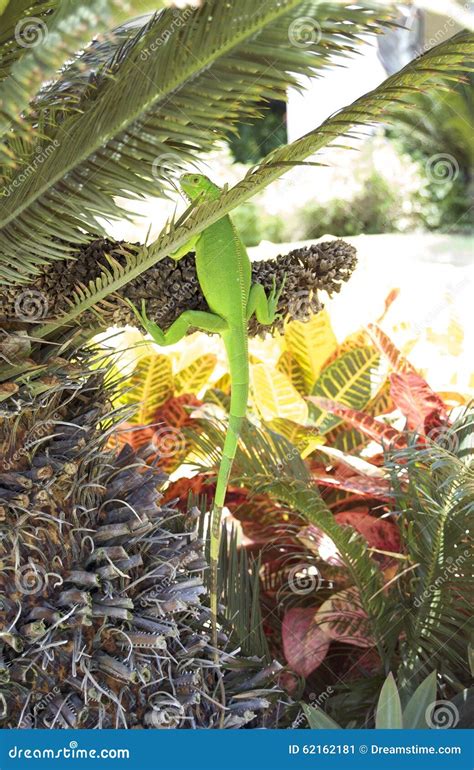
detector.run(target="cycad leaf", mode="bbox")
[1,0,394,284]
[251,363,308,422]
[310,347,382,433]
[284,309,338,390]
[35,31,474,332]
[375,673,403,729]
[174,354,217,396]
[0,0,145,158]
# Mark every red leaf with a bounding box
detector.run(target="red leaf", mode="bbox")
[335,511,400,555]
[282,607,330,677]
[389,372,448,432]
[314,470,392,500]
[315,588,375,648]
[309,396,405,449]
[367,324,416,374]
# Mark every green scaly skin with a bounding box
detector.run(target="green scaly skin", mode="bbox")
[127,173,284,660]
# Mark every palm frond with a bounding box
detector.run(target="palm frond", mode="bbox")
[0,0,147,161]
[33,31,474,334]
[0,0,394,284]
[388,410,474,695]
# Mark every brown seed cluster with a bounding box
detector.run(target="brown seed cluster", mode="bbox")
[0,238,357,337]
[0,364,284,729]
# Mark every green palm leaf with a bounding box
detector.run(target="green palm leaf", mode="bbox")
[33,31,474,335]
[0,0,393,284]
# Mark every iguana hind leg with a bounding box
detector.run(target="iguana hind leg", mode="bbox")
[246,275,286,324]
[127,300,227,345]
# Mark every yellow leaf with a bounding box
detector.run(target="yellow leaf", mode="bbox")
[268,418,325,458]
[119,353,173,425]
[311,347,382,433]
[277,351,306,395]
[284,309,337,391]
[251,363,308,423]
[213,372,231,394]
[174,354,217,395]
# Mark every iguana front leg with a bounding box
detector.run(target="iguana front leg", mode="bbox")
[169,234,199,262]
[127,299,227,344]
[246,276,286,324]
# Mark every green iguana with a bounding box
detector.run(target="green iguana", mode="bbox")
[128,173,284,658]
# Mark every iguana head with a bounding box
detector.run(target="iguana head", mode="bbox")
[180,173,220,202]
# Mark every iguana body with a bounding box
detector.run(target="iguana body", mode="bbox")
[128,174,283,658]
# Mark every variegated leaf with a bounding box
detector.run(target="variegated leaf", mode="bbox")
[251,363,308,423]
[277,350,307,395]
[118,353,173,425]
[284,309,338,391]
[310,347,382,433]
[174,354,217,396]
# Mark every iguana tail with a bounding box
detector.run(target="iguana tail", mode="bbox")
[209,331,248,661]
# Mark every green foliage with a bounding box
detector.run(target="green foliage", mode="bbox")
[296,171,404,239]
[386,76,474,232]
[303,671,438,729]
[227,101,287,165]
[0,0,397,285]
[232,202,286,247]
